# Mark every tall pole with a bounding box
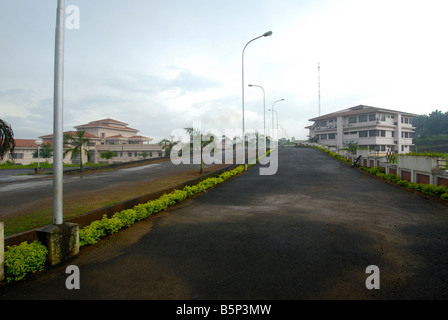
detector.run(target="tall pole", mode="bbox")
[271,99,284,131]
[318,62,321,116]
[242,31,272,170]
[53,0,65,225]
[248,84,266,133]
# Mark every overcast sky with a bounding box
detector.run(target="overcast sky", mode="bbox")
[1,0,448,142]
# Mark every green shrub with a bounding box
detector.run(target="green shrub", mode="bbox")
[397,180,410,188]
[441,193,448,201]
[4,241,48,282]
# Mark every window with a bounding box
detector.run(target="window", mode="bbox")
[320,134,328,140]
[320,120,327,127]
[9,153,24,159]
[348,116,357,124]
[369,113,377,121]
[128,152,132,157]
[359,131,368,137]
[328,133,336,139]
[381,114,386,121]
[158,152,163,157]
[350,131,358,135]
[369,130,377,137]
[359,115,368,122]
[381,130,386,137]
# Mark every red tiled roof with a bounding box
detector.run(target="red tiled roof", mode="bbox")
[14,139,39,147]
[75,119,138,132]
[40,131,99,139]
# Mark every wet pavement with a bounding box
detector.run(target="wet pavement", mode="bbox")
[1,147,448,301]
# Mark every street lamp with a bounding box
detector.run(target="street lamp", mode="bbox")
[248,84,266,134]
[268,109,279,131]
[35,139,43,170]
[270,99,284,131]
[242,31,272,170]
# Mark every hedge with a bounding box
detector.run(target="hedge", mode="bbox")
[2,164,246,283]
[3,241,48,283]
[315,146,448,202]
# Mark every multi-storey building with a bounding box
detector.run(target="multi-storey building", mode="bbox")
[2,119,163,165]
[306,105,418,154]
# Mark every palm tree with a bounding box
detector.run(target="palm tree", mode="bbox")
[185,127,215,174]
[0,119,15,160]
[158,137,179,157]
[63,131,91,172]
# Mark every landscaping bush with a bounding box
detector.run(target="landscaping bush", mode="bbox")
[3,241,48,282]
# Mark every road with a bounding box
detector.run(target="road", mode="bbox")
[1,147,448,300]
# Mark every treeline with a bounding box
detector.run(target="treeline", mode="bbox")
[412,109,448,138]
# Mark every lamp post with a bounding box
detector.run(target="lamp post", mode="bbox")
[53,0,65,225]
[268,108,279,131]
[242,31,272,170]
[270,99,284,131]
[248,84,266,134]
[35,139,43,171]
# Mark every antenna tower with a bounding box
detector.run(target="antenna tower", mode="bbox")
[318,62,321,116]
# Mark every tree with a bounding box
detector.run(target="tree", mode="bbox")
[100,151,117,161]
[138,152,149,159]
[33,143,53,163]
[185,127,214,174]
[63,131,91,172]
[158,138,179,157]
[0,119,15,160]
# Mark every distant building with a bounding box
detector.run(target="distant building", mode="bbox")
[306,105,418,154]
[2,119,163,165]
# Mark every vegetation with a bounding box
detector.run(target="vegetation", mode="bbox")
[184,127,215,174]
[0,119,15,160]
[3,241,48,283]
[413,110,448,153]
[63,131,91,172]
[100,150,118,161]
[158,137,178,157]
[32,143,53,162]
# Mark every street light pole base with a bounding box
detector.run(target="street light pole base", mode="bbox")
[37,222,79,266]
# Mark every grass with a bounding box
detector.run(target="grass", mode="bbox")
[0,161,106,170]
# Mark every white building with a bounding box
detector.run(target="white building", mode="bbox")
[306,105,418,154]
[2,119,164,165]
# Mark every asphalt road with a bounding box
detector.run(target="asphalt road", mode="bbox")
[1,147,448,300]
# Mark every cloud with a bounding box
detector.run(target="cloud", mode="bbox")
[163,69,222,97]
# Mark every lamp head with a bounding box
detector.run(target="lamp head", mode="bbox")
[263,31,273,37]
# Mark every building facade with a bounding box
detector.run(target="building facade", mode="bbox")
[307,105,417,154]
[2,119,164,165]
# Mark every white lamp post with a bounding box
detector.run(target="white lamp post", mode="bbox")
[35,139,43,170]
[242,31,272,170]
